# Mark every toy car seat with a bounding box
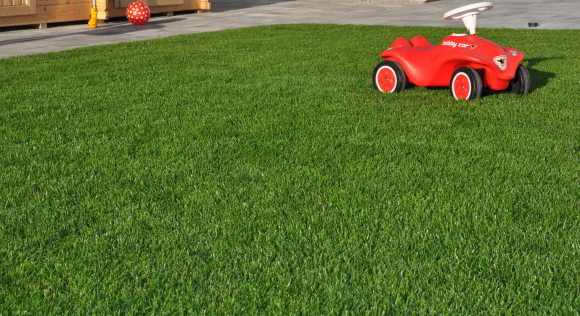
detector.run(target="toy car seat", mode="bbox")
[390,37,412,48]
[411,36,431,47]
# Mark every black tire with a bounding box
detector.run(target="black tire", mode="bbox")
[373,60,406,93]
[508,64,531,95]
[449,67,483,100]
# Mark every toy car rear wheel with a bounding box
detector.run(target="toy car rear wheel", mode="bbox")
[450,67,483,100]
[508,64,531,95]
[373,60,406,93]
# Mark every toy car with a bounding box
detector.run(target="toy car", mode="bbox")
[373,2,531,100]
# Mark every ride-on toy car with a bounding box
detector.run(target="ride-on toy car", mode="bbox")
[373,2,531,100]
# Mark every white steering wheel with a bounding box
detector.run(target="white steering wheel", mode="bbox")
[443,2,494,35]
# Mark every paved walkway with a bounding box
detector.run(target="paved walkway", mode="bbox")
[1,0,578,59]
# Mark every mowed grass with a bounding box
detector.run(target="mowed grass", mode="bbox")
[0,24,578,314]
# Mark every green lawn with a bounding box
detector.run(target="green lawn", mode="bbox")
[0,24,578,314]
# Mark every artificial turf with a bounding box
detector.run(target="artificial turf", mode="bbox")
[0,24,578,314]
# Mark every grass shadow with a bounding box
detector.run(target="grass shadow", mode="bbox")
[525,57,558,93]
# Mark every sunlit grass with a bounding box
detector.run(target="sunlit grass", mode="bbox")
[1,24,578,314]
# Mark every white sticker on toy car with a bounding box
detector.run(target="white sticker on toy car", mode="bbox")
[493,55,507,70]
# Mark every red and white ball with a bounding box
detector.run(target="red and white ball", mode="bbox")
[126,1,150,25]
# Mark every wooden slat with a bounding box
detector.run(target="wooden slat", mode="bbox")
[197,0,208,10]
[0,7,33,15]
[13,0,23,6]
[37,0,90,6]
[114,0,128,9]
[0,0,35,15]
[116,0,183,9]
[148,0,183,6]
[36,0,92,6]
[47,2,90,19]
[96,0,106,18]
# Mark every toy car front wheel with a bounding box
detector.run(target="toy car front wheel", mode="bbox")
[508,64,531,95]
[373,60,406,93]
[450,67,483,100]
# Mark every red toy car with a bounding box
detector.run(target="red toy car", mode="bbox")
[373,2,531,100]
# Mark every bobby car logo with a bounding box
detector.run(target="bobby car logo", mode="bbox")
[442,41,476,49]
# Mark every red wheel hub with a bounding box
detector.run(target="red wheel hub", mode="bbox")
[452,73,471,100]
[376,66,397,93]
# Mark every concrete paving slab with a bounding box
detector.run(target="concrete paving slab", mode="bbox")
[1,0,578,59]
